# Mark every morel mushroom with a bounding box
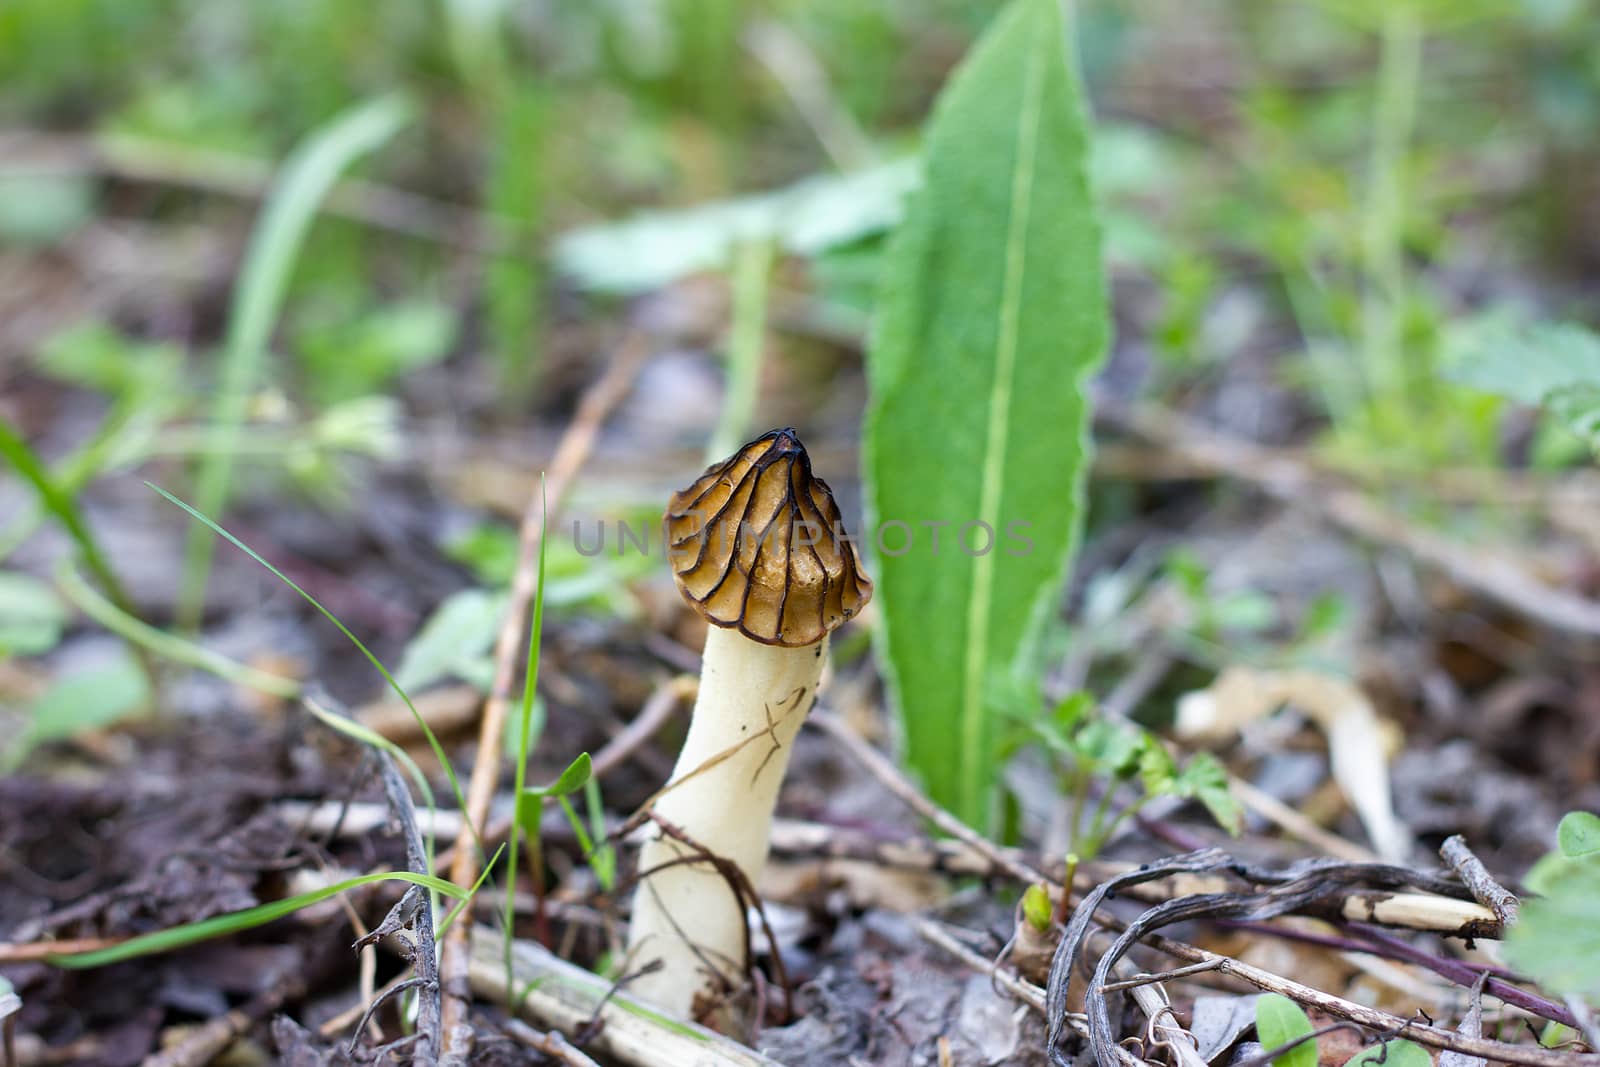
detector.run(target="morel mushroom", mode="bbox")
[626,428,872,1021]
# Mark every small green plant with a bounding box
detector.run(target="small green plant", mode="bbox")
[1011,693,1241,860]
[1255,993,1317,1067]
[1506,811,1600,1000]
[1449,319,1600,458]
[1342,1040,1431,1067]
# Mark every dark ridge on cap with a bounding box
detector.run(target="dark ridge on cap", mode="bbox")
[665,428,873,647]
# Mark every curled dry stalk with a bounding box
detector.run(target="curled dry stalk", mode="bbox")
[351,718,442,1065]
[1046,849,1598,1067]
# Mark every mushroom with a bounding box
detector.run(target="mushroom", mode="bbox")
[626,427,872,1022]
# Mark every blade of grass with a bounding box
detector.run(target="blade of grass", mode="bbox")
[47,870,464,970]
[706,238,773,461]
[54,558,300,699]
[151,483,481,864]
[437,843,506,937]
[178,94,413,628]
[0,420,135,617]
[300,693,436,820]
[505,475,548,1008]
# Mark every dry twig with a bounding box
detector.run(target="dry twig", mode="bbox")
[1440,835,1520,926]
[809,709,1050,886]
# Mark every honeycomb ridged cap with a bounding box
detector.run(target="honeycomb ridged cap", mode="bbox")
[665,428,873,647]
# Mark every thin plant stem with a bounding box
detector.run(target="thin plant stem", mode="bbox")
[54,559,300,699]
[707,238,773,461]
[1358,6,1423,411]
[505,476,549,1008]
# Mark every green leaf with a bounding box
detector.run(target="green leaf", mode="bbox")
[1505,852,1600,998]
[0,173,94,246]
[1137,742,1179,796]
[46,870,465,970]
[394,588,508,693]
[1341,1040,1432,1067]
[555,158,918,294]
[1075,719,1146,780]
[0,570,67,656]
[1447,319,1600,405]
[1447,318,1600,452]
[295,299,458,407]
[4,653,150,771]
[1254,993,1317,1067]
[1558,810,1600,859]
[522,753,593,805]
[1173,753,1244,836]
[863,0,1109,827]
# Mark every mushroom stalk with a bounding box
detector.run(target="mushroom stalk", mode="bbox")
[625,428,871,1026]
[625,627,826,1016]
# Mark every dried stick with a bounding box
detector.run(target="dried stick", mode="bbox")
[1440,835,1519,926]
[502,1019,605,1067]
[439,334,651,1056]
[1147,934,1598,1067]
[1049,852,1598,1067]
[141,979,306,1067]
[911,916,1055,1017]
[466,927,790,1067]
[354,732,443,1065]
[808,709,1050,886]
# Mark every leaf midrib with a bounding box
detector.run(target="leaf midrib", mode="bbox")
[958,16,1050,820]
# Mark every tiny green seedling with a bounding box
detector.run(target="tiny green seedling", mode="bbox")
[1342,1040,1431,1067]
[1255,993,1317,1067]
[1011,693,1242,861]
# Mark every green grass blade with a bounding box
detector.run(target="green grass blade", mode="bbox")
[505,475,549,1006]
[707,238,773,461]
[178,94,413,628]
[438,843,507,937]
[486,85,546,402]
[300,693,436,817]
[863,0,1109,827]
[0,419,134,616]
[54,558,301,699]
[47,871,464,969]
[150,483,478,858]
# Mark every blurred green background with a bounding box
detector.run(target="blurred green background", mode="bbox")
[4,0,1600,526]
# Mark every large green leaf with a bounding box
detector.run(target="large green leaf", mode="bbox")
[864,0,1108,826]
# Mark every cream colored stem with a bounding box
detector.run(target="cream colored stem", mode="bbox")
[625,626,826,1019]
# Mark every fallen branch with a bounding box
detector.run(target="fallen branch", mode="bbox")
[1047,850,1598,1067]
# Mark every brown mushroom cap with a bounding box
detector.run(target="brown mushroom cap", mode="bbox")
[666,428,873,647]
